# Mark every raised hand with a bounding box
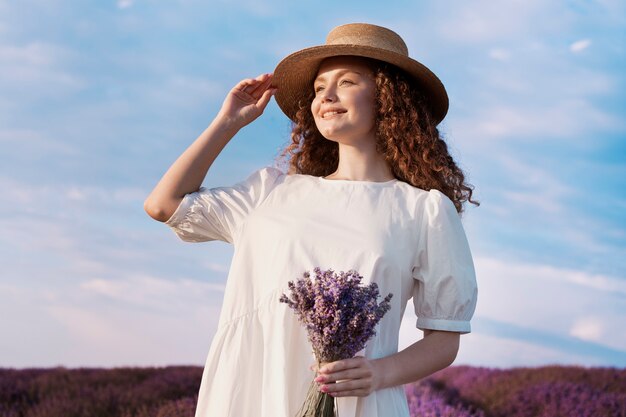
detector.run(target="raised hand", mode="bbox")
[217,73,277,131]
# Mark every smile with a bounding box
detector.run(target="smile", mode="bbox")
[321,110,347,119]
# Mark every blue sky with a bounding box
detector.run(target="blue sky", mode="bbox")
[1,0,624,369]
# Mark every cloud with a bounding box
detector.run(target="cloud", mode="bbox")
[201,261,231,273]
[117,0,134,9]
[1,271,227,367]
[0,175,234,287]
[0,41,86,94]
[399,256,626,366]
[0,172,236,367]
[570,317,605,342]
[491,153,575,215]
[472,257,626,350]
[79,274,226,314]
[451,98,621,144]
[0,175,142,211]
[488,48,511,61]
[0,128,79,157]
[457,333,594,367]
[140,75,224,108]
[0,0,623,370]
[570,39,592,53]
[397,306,612,368]
[431,0,557,44]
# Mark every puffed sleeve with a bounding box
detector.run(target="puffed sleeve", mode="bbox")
[411,189,478,334]
[164,166,284,244]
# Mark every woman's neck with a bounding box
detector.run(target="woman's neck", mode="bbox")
[324,141,395,182]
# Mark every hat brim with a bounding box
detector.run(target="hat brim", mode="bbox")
[272,44,449,125]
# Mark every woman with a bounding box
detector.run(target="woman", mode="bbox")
[144,23,478,417]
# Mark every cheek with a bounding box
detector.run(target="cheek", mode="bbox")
[311,96,320,112]
[310,99,320,120]
[355,94,376,125]
[310,99,324,127]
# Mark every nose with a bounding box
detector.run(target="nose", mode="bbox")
[319,87,337,103]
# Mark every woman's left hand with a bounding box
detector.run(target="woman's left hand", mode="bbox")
[310,356,382,397]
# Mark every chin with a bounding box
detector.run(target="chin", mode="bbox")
[318,124,352,140]
[320,130,373,146]
[320,131,345,143]
[318,127,338,140]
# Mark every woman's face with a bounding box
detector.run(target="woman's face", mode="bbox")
[311,56,377,144]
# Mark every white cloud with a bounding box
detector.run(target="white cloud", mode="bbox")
[0,128,79,156]
[398,305,607,368]
[472,257,626,350]
[79,274,226,313]
[433,0,554,44]
[201,261,231,273]
[488,48,511,61]
[399,256,626,366]
[117,0,134,9]
[0,42,85,93]
[501,190,563,214]
[62,184,146,204]
[142,75,224,106]
[569,317,605,342]
[0,173,235,367]
[1,272,226,367]
[570,38,592,53]
[455,332,605,367]
[493,154,575,214]
[452,98,621,144]
[0,176,143,210]
[41,300,221,367]
[0,0,623,371]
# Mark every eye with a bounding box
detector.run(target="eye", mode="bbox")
[340,79,354,86]
[314,85,325,93]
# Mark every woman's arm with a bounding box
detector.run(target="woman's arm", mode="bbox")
[313,329,459,397]
[144,73,276,222]
[374,329,459,389]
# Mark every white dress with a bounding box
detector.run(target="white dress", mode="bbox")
[164,166,478,417]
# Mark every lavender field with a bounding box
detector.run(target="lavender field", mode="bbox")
[0,365,624,416]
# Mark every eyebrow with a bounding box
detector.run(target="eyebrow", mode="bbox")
[314,69,363,84]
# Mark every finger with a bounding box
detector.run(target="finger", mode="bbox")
[236,75,271,95]
[319,357,362,374]
[255,87,276,110]
[315,368,369,383]
[244,73,269,90]
[320,379,366,394]
[233,78,259,94]
[252,72,273,83]
[248,74,273,98]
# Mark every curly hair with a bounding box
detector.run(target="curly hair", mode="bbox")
[274,57,479,214]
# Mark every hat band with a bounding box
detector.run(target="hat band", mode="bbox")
[327,34,408,56]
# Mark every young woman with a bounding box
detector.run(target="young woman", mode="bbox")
[144,23,478,417]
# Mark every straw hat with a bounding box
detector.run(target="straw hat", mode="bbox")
[273,23,449,125]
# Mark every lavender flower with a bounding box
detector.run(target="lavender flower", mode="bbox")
[280,267,393,417]
[280,267,393,363]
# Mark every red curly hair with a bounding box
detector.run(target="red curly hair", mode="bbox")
[274,57,479,214]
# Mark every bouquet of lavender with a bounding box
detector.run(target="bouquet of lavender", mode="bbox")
[279,267,393,417]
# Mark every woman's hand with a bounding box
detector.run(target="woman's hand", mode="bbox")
[216,73,276,131]
[310,356,383,398]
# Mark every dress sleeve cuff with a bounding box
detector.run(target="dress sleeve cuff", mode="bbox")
[416,317,471,334]
[164,191,197,229]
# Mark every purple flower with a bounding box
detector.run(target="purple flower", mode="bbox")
[280,267,393,363]
[280,267,393,417]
